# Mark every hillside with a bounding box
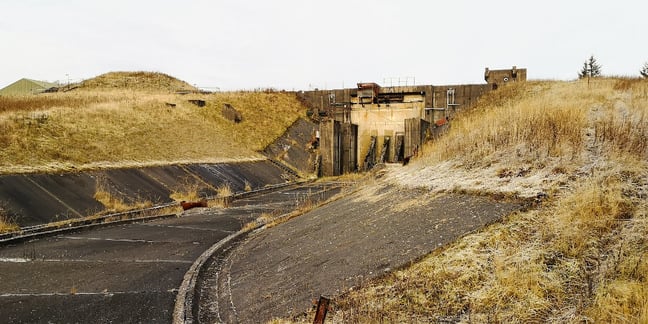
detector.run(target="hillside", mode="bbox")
[79,71,198,92]
[316,79,648,322]
[0,72,307,174]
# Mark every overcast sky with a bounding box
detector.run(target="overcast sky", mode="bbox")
[1,0,646,90]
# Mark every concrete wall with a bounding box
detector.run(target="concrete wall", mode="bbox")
[404,118,429,158]
[429,84,491,114]
[0,161,298,227]
[299,83,491,121]
[319,120,358,176]
[340,123,358,174]
[319,120,341,176]
[298,88,355,118]
[263,118,319,175]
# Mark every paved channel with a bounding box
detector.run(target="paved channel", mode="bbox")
[196,184,524,323]
[0,182,344,323]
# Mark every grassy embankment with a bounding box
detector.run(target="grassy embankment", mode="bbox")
[0,71,308,230]
[289,78,648,323]
[0,71,307,174]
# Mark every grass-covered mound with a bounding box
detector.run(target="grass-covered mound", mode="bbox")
[0,72,307,174]
[80,71,197,92]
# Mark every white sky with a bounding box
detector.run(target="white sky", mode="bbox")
[1,0,646,90]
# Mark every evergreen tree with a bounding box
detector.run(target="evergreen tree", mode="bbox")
[578,55,602,79]
[578,62,589,79]
[641,62,648,78]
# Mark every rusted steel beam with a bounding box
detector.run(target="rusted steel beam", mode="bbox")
[313,296,330,324]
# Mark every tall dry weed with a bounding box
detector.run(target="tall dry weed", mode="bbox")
[590,281,648,322]
[594,83,648,159]
[548,176,629,258]
[216,183,232,197]
[170,180,203,202]
[585,159,648,322]
[0,93,110,113]
[93,176,152,213]
[422,81,589,169]
[0,206,19,233]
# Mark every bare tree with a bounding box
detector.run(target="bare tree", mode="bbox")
[579,55,602,79]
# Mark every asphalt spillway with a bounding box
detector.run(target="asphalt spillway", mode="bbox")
[0,182,344,323]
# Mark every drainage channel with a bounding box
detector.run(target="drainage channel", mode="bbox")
[0,181,347,324]
[0,180,309,244]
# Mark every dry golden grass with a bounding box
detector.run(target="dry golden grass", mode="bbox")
[93,176,153,213]
[93,189,153,213]
[420,81,591,168]
[0,94,111,113]
[216,183,233,197]
[304,78,648,323]
[169,180,204,203]
[0,211,19,233]
[0,72,307,174]
[210,183,234,208]
[79,71,197,92]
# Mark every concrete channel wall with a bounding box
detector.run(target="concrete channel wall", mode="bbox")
[262,118,319,175]
[298,83,492,119]
[0,160,298,227]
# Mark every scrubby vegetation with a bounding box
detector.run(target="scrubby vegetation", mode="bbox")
[0,209,19,233]
[93,175,154,213]
[294,78,648,323]
[0,72,307,174]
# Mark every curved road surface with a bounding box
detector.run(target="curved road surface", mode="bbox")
[0,182,343,323]
[196,184,523,323]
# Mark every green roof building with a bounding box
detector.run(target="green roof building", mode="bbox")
[0,78,59,96]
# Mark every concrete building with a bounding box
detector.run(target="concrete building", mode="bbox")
[484,66,527,90]
[0,78,59,96]
[300,67,527,176]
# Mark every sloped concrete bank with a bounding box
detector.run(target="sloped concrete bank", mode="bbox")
[0,160,298,228]
[196,184,525,323]
[263,117,319,175]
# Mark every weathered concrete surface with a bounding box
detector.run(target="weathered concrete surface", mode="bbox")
[198,184,524,323]
[0,160,297,227]
[0,174,94,225]
[0,182,343,323]
[263,118,318,175]
[99,168,174,204]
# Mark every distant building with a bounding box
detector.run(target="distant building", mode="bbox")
[0,78,59,96]
[484,66,527,90]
